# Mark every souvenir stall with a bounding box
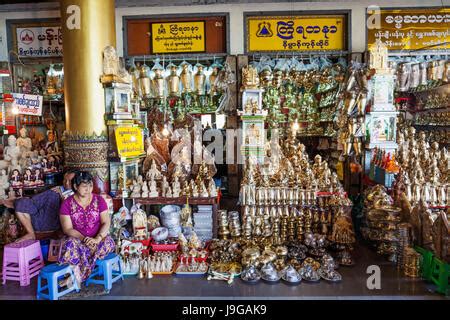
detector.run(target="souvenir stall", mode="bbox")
[0,3,448,300]
[0,63,65,206]
[107,12,363,283]
[360,7,449,295]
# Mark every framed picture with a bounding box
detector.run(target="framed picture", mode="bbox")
[139,111,148,128]
[241,89,263,115]
[242,119,265,147]
[104,83,133,119]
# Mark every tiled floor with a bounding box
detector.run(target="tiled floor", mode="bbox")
[0,244,447,300]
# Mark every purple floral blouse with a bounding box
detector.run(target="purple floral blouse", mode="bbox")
[60,194,108,237]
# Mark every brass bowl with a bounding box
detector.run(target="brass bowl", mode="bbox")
[242,247,261,261]
[275,245,288,257]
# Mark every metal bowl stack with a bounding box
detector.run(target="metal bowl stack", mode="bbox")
[217,210,231,239]
[228,211,241,238]
[396,223,412,269]
[403,247,421,278]
[160,205,181,238]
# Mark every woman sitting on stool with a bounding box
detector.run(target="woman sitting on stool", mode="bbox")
[58,171,115,286]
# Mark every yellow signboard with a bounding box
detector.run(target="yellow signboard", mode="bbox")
[115,127,145,159]
[247,15,347,52]
[367,8,450,51]
[151,21,206,54]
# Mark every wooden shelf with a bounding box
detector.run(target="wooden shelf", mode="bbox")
[113,196,219,205]
[408,106,450,113]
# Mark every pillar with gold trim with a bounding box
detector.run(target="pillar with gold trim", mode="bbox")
[60,0,116,193]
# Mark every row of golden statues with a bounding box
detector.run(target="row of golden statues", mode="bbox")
[395,126,449,206]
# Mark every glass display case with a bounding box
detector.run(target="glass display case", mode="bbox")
[109,160,140,197]
[365,111,398,148]
[104,82,133,120]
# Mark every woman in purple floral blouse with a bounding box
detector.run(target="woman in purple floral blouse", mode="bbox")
[58,171,115,286]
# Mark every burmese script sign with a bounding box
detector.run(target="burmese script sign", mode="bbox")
[151,21,206,54]
[367,8,450,51]
[12,93,43,116]
[247,15,347,52]
[16,26,63,57]
[115,127,145,159]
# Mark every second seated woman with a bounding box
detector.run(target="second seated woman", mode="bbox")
[58,171,115,285]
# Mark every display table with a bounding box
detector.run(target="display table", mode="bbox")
[112,196,220,237]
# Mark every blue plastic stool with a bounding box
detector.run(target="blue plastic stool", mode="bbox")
[85,253,123,293]
[37,264,80,300]
[40,240,50,262]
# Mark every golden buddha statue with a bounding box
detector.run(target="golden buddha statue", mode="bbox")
[167,64,180,97]
[194,65,206,96]
[180,63,193,93]
[152,68,165,98]
[241,65,259,91]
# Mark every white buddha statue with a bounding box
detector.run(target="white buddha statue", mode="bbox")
[16,127,33,153]
[1,136,21,170]
[149,179,159,197]
[166,186,173,198]
[130,180,142,198]
[8,158,22,176]
[141,182,149,198]
[146,159,162,181]
[208,179,217,197]
[172,176,181,197]
[0,169,10,200]
[161,176,169,196]
[200,181,209,197]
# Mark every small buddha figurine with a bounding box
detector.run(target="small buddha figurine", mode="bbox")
[149,179,159,198]
[161,176,169,196]
[312,154,324,178]
[16,127,33,153]
[137,175,145,187]
[103,46,119,76]
[200,181,209,197]
[0,170,10,199]
[411,175,422,203]
[165,186,173,198]
[172,176,181,198]
[191,181,199,198]
[3,135,21,164]
[141,182,149,198]
[146,160,162,181]
[208,179,217,197]
[131,180,142,198]
[182,181,191,197]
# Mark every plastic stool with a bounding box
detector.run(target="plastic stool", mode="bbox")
[85,253,123,293]
[47,239,62,262]
[40,240,50,262]
[37,264,80,300]
[430,257,449,296]
[2,240,44,286]
[414,246,434,280]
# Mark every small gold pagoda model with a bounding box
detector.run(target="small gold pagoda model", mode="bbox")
[368,39,390,74]
[241,65,260,91]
